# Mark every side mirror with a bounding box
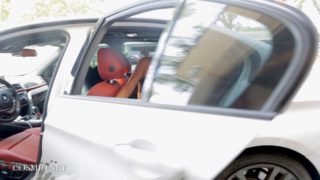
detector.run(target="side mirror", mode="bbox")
[12,48,37,57]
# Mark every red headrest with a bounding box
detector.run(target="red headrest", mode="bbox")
[97,48,131,80]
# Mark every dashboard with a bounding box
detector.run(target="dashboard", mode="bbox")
[4,75,48,116]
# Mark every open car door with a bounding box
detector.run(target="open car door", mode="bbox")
[0,20,96,179]
[40,0,317,179]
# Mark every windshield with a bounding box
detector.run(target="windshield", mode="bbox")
[0,45,59,76]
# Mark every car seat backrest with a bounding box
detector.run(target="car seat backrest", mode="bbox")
[87,48,131,97]
[97,48,131,81]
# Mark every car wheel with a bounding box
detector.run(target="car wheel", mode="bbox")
[215,151,312,180]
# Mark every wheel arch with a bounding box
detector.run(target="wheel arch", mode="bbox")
[242,145,320,179]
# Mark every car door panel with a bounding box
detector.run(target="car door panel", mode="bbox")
[42,96,267,179]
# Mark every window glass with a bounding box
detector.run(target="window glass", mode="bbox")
[0,45,60,76]
[0,31,67,84]
[0,31,67,116]
[149,0,294,110]
[123,42,157,67]
[81,8,175,97]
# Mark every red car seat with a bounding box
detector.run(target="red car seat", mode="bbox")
[87,48,131,97]
[0,127,41,165]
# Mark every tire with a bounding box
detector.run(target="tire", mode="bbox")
[215,151,312,180]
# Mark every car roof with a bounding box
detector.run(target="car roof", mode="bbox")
[0,18,98,36]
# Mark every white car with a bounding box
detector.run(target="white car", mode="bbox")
[0,0,318,180]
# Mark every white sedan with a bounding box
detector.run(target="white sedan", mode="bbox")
[0,0,318,179]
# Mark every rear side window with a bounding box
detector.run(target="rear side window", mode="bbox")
[149,0,295,110]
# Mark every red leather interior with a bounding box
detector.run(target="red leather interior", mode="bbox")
[116,78,127,86]
[0,127,41,164]
[88,48,131,97]
[87,81,121,97]
[97,48,131,80]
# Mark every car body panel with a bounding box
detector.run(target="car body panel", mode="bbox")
[248,100,320,174]
[247,58,320,174]
[41,96,268,179]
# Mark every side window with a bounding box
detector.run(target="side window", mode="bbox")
[81,8,175,97]
[149,0,294,111]
[123,42,157,67]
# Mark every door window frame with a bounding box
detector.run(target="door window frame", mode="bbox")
[70,0,181,95]
[143,0,318,114]
[68,0,317,120]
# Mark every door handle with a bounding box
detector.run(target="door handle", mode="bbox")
[114,139,185,179]
[115,139,157,152]
[114,139,159,164]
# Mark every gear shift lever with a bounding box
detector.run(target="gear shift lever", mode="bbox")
[32,106,41,119]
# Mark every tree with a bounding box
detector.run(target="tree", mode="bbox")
[0,0,11,21]
[24,0,91,21]
[216,13,241,31]
[0,0,96,23]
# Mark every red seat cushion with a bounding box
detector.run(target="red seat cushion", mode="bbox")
[0,127,41,164]
[87,81,122,97]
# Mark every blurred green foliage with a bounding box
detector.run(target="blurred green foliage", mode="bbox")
[0,0,11,21]
[0,0,103,22]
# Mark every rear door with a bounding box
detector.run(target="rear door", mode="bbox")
[40,0,317,179]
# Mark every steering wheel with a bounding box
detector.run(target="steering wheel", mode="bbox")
[0,78,20,123]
